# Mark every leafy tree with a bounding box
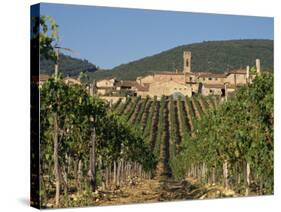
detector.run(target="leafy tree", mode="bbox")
[31,15,59,61]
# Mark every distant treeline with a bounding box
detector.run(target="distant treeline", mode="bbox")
[89,39,273,80]
[40,54,98,76]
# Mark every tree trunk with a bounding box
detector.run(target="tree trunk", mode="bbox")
[117,161,121,186]
[113,161,117,186]
[109,164,112,187]
[105,166,109,189]
[74,159,78,188]
[259,177,263,195]
[202,163,206,183]
[88,127,97,192]
[245,162,250,196]
[120,160,124,184]
[53,113,60,207]
[223,160,229,189]
[212,166,216,185]
[78,160,83,191]
[139,165,142,178]
[237,163,241,186]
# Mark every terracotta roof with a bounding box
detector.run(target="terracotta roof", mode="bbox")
[198,73,227,78]
[227,69,247,75]
[203,84,225,89]
[39,74,49,81]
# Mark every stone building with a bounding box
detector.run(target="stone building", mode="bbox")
[134,51,259,97]
[93,50,259,98]
[38,74,81,87]
[64,77,81,85]
[95,78,116,95]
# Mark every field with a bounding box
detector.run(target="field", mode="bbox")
[37,73,273,208]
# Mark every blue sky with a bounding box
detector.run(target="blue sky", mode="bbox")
[40,3,273,69]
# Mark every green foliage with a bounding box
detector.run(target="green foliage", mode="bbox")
[154,96,165,159]
[40,76,156,207]
[96,113,156,170]
[171,73,274,194]
[31,16,59,61]
[40,77,156,166]
[90,39,273,80]
[40,75,104,163]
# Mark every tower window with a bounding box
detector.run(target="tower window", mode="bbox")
[189,77,192,81]
[208,77,212,80]
[186,59,189,67]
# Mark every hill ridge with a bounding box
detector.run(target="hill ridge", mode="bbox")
[89,39,273,80]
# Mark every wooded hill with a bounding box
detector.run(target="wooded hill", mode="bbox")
[40,54,98,77]
[90,39,273,80]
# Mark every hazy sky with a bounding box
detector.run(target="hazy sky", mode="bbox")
[39,3,273,69]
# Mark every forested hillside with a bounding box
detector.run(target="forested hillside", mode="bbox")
[89,39,273,80]
[40,54,98,76]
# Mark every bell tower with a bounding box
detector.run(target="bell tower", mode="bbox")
[183,51,191,73]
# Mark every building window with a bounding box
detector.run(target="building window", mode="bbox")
[209,89,213,93]
[174,88,177,90]
[215,78,218,80]
[208,77,212,80]
[179,88,182,90]
[189,77,192,81]
[203,77,205,81]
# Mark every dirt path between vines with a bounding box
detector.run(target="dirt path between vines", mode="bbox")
[96,176,238,206]
[96,177,199,206]
[97,178,161,206]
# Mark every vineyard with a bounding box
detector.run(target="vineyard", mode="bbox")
[37,73,274,208]
[111,94,219,178]
[34,15,273,209]
[110,72,273,198]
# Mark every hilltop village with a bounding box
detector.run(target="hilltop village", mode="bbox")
[93,51,260,98]
[39,50,261,102]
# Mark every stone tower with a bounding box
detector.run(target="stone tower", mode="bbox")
[183,51,192,73]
